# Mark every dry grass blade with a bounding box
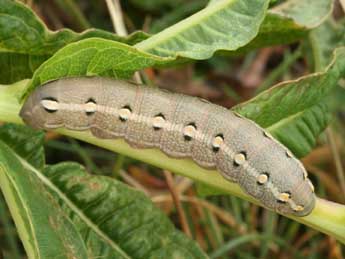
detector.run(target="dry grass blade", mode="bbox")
[164,170,192,237]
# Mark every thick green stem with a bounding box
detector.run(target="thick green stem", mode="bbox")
[0,81,344,244]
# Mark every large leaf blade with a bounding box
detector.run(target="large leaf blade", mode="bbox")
[26,38,172,97]
[135,0,270,59]
[270,0,332,28]
[136,0,333,58]
[43,162,207,259]
[0,123,45,169]
[267,102,331,157]
[309,18,345,71]
[0,140,88,259]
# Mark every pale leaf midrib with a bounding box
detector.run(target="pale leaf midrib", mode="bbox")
[266,109,306,133]
[0,162,41,259]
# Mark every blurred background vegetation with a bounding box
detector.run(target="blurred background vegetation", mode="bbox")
[0,0,345,258]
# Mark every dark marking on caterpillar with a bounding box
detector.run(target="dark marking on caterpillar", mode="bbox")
[19,77,316,216]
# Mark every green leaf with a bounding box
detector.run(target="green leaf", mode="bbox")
[0,0,149,83]
[0,124,207,258]
[307,18,345,115]
[43,162,207,259]
[135,0,270,59]
[233,47,345,157]
[0,53,50,84]
[132,0,333,58]
[270,0,332,28]
[26,38,173,97]
[136,0,332,58]
[0,123,45,169]
[267,102,331,158]
[0,140,88,259]
[309,18,345,71]
[236,0,333,53]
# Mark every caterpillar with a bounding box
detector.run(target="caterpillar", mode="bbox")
[20,77,316,216]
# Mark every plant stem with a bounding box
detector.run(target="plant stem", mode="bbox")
[105,0,127,36]
[105,0,143,83]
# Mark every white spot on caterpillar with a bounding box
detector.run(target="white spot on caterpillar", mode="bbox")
[234,112,243,118]
[263,131,272,138]
[212,135,224,150]
[257,173,268,184]
[119,107,131,121]
[85,101,97,113]
[308,179,315,193]
[294,205,304,212]
[153,115,166,130]
[278,192,291,202]
[183,124,197,140]
[234,153,246,165]
[285,150,293,158]
[41,99,59,112]
[303,169,308,179]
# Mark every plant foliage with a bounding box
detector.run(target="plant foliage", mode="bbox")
[0,0,344,258]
